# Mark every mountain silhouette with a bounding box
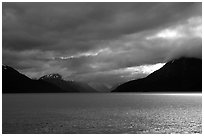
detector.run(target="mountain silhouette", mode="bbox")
[113,57,202,93]
[2,65,64,93]
[39,74,97,92]
[89,83,111,92]
[3,65,98,93]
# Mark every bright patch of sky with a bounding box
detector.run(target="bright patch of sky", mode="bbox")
[124,63,165,75]
[146,16,201,40]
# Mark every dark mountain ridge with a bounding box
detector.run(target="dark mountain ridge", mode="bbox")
[2,57,202,93]
[2,65,64,93]
[113,57,202,92]
[3,65,97,93]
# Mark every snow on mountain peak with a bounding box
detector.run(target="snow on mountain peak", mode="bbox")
[40,73,62,80]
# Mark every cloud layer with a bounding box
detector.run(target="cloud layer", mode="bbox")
[2,2,202,88]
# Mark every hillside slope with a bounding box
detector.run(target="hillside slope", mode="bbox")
[113,57,202,92]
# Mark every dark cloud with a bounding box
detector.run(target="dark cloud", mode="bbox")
[3,3,200,51]
[2,2,202,87]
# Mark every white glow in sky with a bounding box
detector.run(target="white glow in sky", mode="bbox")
[146,29,184,40]
[140,63,166,74]
[56,48,111,60]
[3,3,201,87]
[126,63,165,75]
[146,16,201,40]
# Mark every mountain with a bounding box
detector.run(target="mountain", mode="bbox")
[88,83,111,92]
[113,57,202,93]
[110,83,122,92]
[2,65,64,93]
[71,81,98,92]
[39,74,97,92]
[3,65,97,93]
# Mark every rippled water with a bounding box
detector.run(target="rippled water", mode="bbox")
[2,93,202,134]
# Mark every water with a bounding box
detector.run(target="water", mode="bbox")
[2,93,202,134]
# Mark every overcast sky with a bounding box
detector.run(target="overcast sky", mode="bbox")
[2,2,202,88]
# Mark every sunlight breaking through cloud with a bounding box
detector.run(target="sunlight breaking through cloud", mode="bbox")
[146,16,201,40]
[125,63,165,75]
[54,48,112,60]
[2,3,201,88]
[146,29,184,40]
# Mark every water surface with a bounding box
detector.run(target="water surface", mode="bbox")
[2,93,202,134]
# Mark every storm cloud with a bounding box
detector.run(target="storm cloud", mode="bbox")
[2,2,202,88]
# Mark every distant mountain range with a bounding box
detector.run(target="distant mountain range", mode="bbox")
[88,82,111,92]
[2,65,97,93]
[113,57,202,93]
[2,57,202,93]
[39,74,97,92]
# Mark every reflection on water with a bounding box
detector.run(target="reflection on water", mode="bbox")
[2,93,202,134]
